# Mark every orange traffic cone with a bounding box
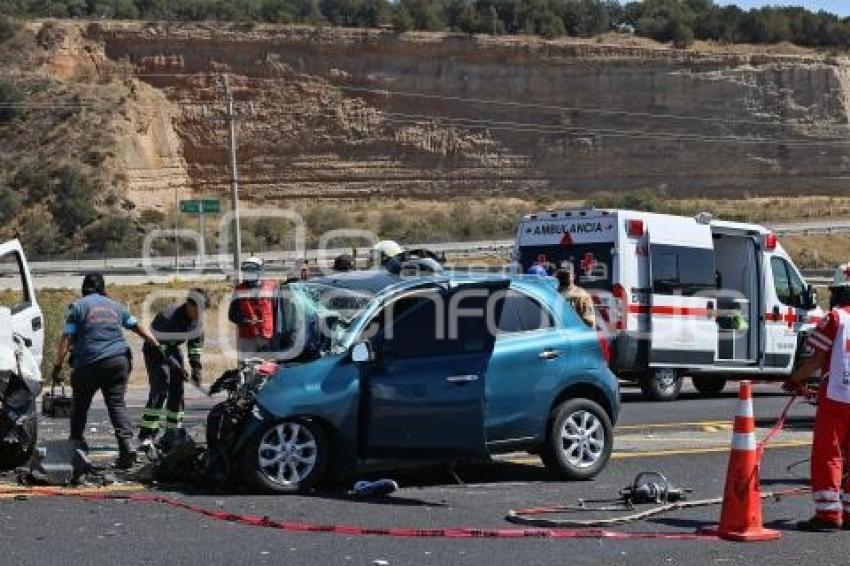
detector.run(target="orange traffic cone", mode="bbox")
[700,381,781,542]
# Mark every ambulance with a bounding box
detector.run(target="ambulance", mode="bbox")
[511,208,823,401]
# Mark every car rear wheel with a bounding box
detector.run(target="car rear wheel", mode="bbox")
[639,368,683,401]
[541,398,613,481]
[692,377,727,396]
[241,419,328,494]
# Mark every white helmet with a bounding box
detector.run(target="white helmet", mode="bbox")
[241,256,264,282]
[831,263,850,288]
[373,240,403,259]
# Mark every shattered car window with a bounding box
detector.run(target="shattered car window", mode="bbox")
[284,283,376,351]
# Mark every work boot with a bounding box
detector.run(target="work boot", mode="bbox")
[796,517,841,532]
[138,437,157,459]
[843,516,850,531]
[115,439,137,470]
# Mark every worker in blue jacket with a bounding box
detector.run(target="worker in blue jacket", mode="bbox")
[52,273,160,469]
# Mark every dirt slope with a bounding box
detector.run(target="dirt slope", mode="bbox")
[5,20,850,222]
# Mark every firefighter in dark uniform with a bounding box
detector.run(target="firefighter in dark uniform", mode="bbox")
[138,288,209,452]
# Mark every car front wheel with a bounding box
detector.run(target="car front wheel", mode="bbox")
[541,398,613,481]
[241,418,328,494]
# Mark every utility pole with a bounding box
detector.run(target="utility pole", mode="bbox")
[173,185,180,273]
[224,74,242,281]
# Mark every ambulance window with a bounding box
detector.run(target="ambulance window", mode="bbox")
[771,257,804,306]
[771,258,792,305]
[788,265,805,300]
[651,245,716,296]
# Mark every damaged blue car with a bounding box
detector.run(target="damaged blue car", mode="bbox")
[210,274,619,494]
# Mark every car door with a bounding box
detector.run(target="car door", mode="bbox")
[647,229,718,367]
[485,289,564,444]
[0,241,43,367]
[362,281,507,460]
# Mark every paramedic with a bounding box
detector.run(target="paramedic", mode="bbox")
[785,263,850,531]
[229,257,276,358]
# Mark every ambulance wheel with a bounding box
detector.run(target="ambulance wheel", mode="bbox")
[692,377,726,396]
[639,369,682,402]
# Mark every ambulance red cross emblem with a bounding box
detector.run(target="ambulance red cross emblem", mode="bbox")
[581,252,596,275]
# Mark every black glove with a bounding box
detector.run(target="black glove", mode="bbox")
[782,379,802,395]
[51,364,63,384]
[190,361,203,386]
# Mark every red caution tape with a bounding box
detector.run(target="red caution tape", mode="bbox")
[2,488,717,541]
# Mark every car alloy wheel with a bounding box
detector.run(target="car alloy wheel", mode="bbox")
[559,409,605,469]
[257,422,318,487]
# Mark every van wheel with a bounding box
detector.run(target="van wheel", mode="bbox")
[692,377,726,396]
[639,369,682,402]
[240,418,328,494]
[541,398,613,481]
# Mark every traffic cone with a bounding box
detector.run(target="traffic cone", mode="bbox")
[700,381,781,542]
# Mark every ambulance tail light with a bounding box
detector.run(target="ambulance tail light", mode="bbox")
[627,219,644,237]
[764,232,777,251]
[612,283,628,332]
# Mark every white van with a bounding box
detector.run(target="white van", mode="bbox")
[0,239,43,469]
[511,209,823,401]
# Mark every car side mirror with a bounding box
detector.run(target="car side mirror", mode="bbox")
[351,341,374,363]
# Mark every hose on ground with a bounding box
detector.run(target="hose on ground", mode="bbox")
[506,487,809,528]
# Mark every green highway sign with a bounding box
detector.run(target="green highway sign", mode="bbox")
[180,200,199,213]
[180,198,221,214]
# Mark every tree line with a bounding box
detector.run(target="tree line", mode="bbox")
[1,0,849,48]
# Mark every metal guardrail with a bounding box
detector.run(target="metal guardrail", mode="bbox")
[18,217,850,277]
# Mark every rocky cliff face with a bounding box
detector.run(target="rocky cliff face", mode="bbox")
[85,23,850,205]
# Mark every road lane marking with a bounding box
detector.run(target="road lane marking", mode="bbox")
[618,420,743,431]
[504,440,811,466]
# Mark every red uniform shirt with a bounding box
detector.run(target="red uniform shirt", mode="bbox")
[808,306,850,377]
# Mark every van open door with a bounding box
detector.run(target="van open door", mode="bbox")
[647,225,718,368]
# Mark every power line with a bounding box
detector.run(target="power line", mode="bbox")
[5,95,850,146]
[132,71,849,130]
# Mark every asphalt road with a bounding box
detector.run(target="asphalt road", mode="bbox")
[1,381,830,566]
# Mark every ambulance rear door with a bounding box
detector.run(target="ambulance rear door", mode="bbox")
[647,220,718,367]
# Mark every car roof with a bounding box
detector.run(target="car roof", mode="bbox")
[309,269,559,300]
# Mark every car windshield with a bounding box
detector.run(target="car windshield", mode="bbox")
[284,282,377,352]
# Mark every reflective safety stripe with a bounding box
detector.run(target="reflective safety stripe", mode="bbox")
[841,493,850,503]
[731,433,756,451]
[816,502,843,512]
[188,347,202,355]
[142,409,162,422]
[165,411,184,429]
[735,402,754,418]
[814,490,841,501]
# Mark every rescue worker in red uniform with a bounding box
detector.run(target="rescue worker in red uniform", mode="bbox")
[785,263,850,531]
[228,257,276,360]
